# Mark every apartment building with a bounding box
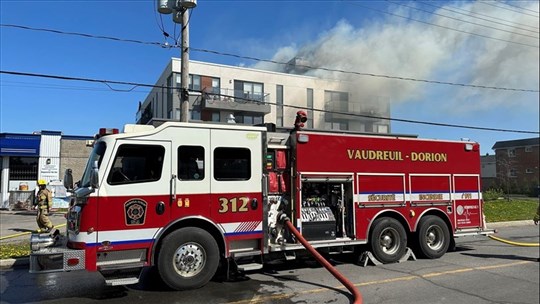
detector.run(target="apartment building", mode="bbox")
[492,137,539,194]
[136,59,391,133]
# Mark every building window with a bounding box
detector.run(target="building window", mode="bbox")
[234,80,264,103]
[324,90,349,131]
[525,168,534,174]
[189,74,201,91]
[178,146,204,180]
[509,168,517,177]
[214,147,251,181]
[507,149,516,157]
[277,85,284,127]
[191,109,201,121]
[211,78,220,94]
[525,146,532,152]
[211,112,220,122]
[9,157,38,181]
[236,114,263,125]
[167,75,174,118]
[307,88,314,128]
[376,124,388,133]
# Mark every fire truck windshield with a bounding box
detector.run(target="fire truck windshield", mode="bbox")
[80,141,106,188]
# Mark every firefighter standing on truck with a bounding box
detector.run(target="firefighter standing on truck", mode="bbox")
[35,179,54,233]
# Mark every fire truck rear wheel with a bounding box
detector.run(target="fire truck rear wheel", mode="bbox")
[158,227,219,290]
[370,217,407,264]
[416,215,450,259]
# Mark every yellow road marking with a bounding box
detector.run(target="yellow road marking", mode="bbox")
[226,261,532,304]
[0,223,66,240]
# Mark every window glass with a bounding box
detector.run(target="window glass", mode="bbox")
[211,112,220,122]
[178,146,205,180]
[214,148,251,181]
[211,78,221,94]
[107,144,164,185]
[9,157,38,181]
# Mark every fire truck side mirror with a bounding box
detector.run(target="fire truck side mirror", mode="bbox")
[64,169,74,191]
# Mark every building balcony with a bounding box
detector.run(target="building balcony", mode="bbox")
[201,88,271,114]
[324,101,389,122]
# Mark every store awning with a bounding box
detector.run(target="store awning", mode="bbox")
[0,134,41,156]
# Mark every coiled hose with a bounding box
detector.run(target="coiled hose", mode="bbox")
[284,219,363,304]
[488,235,539,247]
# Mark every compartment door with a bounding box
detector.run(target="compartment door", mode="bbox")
[453,174,482,229]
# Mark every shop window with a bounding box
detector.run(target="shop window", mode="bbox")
[8,157,38,181]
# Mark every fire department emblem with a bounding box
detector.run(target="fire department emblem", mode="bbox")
[124,199,147,226]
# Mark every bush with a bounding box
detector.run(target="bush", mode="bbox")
[483,188,504,201]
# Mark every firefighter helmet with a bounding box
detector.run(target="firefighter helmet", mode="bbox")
[37,179,47,186]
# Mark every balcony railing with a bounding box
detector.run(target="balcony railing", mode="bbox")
[202,88,271,114]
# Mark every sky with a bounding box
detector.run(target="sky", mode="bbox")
[0,0,538,155]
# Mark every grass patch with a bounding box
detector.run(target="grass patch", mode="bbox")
[0,241,30,260]
[483,198,539,222]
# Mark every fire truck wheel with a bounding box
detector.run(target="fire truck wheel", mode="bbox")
[370,217,407,264]
[158,227,219,290]
[416,215,450,259]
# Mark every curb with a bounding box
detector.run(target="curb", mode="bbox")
[0,257,29,270]
[487,220,533,228]
[1,220,535,270]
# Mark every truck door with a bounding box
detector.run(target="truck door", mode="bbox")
[453,174,483,229]
[210,129,264,252]
[97,139,172,249]
[170,127,211,221]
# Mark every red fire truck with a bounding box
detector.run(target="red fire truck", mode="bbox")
[30,111,490,290]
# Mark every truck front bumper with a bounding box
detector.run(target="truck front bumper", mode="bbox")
[29,233,85,273]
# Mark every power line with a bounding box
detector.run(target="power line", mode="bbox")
[494,0,540,15]
[343,0,540,48]
[190,47,540,93]
[482,1,540,18]
[1,23,539,93]
[418,1,539,33]
[1,69,538,135]
[388,0,539,39]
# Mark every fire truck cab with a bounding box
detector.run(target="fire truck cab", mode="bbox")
[30,112,489,291]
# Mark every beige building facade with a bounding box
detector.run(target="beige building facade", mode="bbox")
[137,59,391,133]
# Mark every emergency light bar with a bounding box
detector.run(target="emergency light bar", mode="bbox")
[95,128,119,139]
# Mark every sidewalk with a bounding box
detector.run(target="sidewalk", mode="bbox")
[0,208,535,270]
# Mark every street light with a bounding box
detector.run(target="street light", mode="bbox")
[157,0,197,122]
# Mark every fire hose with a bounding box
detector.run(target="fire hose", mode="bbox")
[284,218,363,304]
[488,235,539,247]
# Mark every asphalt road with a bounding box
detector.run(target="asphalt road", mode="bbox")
[1,223,538,304]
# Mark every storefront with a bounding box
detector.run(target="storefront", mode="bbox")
[0,131,93,210]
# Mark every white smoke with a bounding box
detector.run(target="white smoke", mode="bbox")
[251,1,539,114]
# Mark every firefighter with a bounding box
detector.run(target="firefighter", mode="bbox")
[35,179,54,233]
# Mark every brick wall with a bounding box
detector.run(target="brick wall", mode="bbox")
[60,139,92,182]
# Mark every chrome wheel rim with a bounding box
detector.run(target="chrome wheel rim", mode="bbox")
[173,242,206,277]
[379,227,401,255]
[425,225,444,251]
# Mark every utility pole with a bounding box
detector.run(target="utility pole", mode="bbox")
[157,0,197,122]
[179,9,190,122]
